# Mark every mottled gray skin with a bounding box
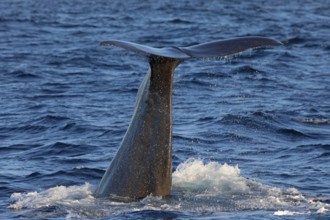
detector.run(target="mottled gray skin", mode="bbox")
[95,37,282,201]
[95,57,180,201]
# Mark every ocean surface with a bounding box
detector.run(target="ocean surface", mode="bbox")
[1,0,330,219]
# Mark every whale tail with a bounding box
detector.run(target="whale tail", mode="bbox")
[100,36,282,60]
[96,37,282,200]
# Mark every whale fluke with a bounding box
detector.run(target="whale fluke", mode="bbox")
[95,37,282,201]
[100,37,282,59]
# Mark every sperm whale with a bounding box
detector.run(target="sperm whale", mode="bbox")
[95,37,282,201]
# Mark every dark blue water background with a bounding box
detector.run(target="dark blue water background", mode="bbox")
[1,0,330,219]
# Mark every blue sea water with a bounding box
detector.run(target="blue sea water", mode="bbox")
[1,0,330,219]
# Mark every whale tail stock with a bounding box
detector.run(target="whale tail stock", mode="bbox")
[96,37,282,201]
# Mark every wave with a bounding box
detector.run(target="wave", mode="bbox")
[6,70,41,79]
[299,118,330,125]
[8,159,329,218]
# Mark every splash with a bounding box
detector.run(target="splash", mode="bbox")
[172,159,329,214]
[274,210,309,216]
[172,158,249,195]
[8,159,329,218]
[8,183,95,210]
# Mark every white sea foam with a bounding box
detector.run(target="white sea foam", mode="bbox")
[274,210,308,216]
[8,159,330,218]
[172,158,249,195]
[317,206,329,214]
[8,183,95,210]
[171,159,329,215]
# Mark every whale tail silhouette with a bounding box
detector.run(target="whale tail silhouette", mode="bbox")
[96,37,282,201]
[100,36,282,60]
